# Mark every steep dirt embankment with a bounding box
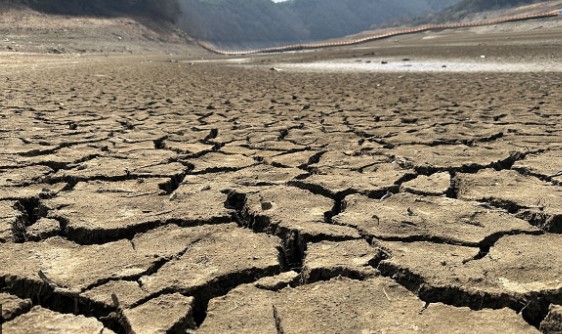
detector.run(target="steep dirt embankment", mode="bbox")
[0,5,203,56]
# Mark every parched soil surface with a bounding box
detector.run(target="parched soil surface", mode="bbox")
[2,19,562,333]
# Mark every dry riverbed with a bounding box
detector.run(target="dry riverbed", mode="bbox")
[1,14,562,334]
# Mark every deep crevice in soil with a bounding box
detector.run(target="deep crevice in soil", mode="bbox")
[0,275,126,334]
[375,261,555,328]
[225,191,305,271]
[51,215,231,246]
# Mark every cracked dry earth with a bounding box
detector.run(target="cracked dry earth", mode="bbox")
[1,55,562,334]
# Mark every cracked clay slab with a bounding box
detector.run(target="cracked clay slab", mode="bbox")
[301,239,381,282]
[377,234,562,308]
[334,192,538,246]
[241,185,361,241]
[400,172,451,196]
[291,163,413,198]
[123,293,195,334]
[137,224,283,296]
[0,292,32,321]
[3,306,115,334]
[0,224,244,293]
[456,169,562,232]
[43,180,232,244]
[0,200,25,243]
[388,143,519,172]
[198,277,538,334]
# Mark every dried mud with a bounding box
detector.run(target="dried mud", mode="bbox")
[2,21,562,333]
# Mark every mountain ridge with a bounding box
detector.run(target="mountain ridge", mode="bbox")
[177,0,461,46]
[2,0,555,48]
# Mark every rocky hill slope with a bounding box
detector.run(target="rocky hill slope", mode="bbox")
[435,0,551,20]
[0,3,199,55]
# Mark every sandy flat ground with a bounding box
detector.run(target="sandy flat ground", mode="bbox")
[1,12,562,334]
